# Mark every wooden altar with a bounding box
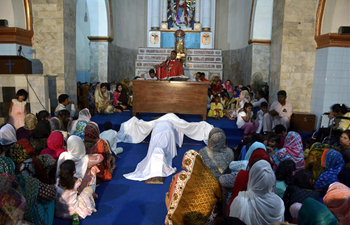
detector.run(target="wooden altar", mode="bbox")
[132,80,209,120]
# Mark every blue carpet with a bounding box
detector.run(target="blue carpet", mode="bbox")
[53,111,312,224]
[53,142,206,225]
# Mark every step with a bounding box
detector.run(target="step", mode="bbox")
[187,62,223,70]
[187,49,222,56]
[137,55,168,61]
[138,48,173,55]
[186,55,222,63]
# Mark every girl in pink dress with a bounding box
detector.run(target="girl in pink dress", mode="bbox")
[8,89,28,130]
[55,160,97,219]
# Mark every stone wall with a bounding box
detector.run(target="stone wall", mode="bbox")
[63,0,77,101]
[251,44,271,87]
[108,45,138,82]
[90,42,109,83]
[222,45,252,86]
[270,0,318,112]
[31,0,77,106]
[222,44,270,88]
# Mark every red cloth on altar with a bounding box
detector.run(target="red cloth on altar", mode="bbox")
[157,60,184,80]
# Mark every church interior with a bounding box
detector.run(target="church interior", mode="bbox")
[0,0,350,225]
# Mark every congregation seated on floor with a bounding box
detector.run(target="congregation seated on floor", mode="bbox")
[1,75,350,225]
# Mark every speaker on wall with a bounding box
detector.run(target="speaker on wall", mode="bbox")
[338,26,350,34]
[0,19,9,27]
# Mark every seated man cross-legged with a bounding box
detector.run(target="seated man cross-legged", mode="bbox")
[263,90,293,133]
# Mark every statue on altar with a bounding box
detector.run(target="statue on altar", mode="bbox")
[170,0,195,29]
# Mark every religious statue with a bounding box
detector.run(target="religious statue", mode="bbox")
[170,0,195,29]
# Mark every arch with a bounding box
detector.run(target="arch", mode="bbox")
[248,0,273,45]
[86,0,111,38]
[24,0,33,30]
[315,0,350,48]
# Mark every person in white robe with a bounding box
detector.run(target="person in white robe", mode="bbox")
[120,113,213,181]
[263,90,293,132]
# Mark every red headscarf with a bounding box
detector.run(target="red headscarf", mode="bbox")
[40,131,66,160]
[225,149,271,215]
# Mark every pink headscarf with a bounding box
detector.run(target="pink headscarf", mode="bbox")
[224,80,233,93]
[324,182,350,225]
[40,131,66,160]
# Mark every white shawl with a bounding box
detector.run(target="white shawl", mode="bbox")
[230,160,284,225]
[116,113,213,145]
[0,124,17,145]
[56,135,89,179]
[68,108,91,135]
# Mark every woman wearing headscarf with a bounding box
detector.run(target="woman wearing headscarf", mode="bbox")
[298,198,337,225]
[226,148,271,216]
[16,113,38,140]
[0,156,56,225]
[113,83,129,110]
[229,160,284,224]
[0,124,17,154]
[57,135,103,192]
[68,108,91,139]
[94,83,115,114]
[224,80,234,97]
[84,122,115,182]
[314,149,345,192]
[199,128,234,179]
[7,136,51,184]
[40,131,67,160]
[29,120,51,155]
[271,131,305,171]
[324,182,350,225]
[20,154,57,184]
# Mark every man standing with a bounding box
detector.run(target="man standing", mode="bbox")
[155,50,184,80]
[263,90,293,133]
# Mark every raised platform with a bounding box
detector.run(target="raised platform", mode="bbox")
[135,47,223,80]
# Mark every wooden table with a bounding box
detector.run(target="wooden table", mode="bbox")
[132,80,209,120]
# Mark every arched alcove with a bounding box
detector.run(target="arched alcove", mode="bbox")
[0,0,27,29]
[249,0,273,43]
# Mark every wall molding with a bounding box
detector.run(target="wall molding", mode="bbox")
[315,0,326,38]
[24,0,33,31]
[248,0,255,41]
[0,27,34,46]
[248,39,271,45]
[87,36,113,42]
[315,33,350,49]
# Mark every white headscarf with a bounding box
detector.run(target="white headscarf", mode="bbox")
[56,135,89,179]
[68,108,91,134]
[0,124,17,145]
[229,160,284,225]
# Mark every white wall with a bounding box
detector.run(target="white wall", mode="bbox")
[251,0,273,40]
[112,0,147,49]
[86,0,109,36]
[76,0,91,72]
[322,0,350,34]
[215,0,252,50]
[0,0,26,29]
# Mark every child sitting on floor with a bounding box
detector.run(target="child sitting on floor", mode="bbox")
[99,121,123,155]
[55,160,97,220]
[236,103,259,137]
[208,95,224,119]
[266,133,281,155]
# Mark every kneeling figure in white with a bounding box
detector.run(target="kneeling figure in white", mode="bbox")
[123,120,181,181]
